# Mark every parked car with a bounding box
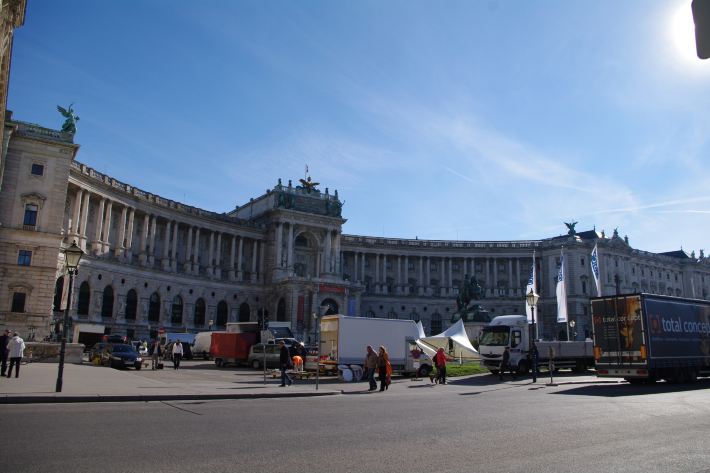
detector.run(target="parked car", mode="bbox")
[95,343,143,370]
[247,343,281,369]
[164,341,193,361]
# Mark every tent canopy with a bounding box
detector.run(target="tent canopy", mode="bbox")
[416,319,479,360]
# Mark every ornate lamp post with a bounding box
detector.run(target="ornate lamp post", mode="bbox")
[526,288,540,383]
[56,241,84,392]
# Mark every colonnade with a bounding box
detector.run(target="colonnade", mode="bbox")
[66,186,264,282]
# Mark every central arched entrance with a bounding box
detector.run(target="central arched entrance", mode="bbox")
[321,298,339,316]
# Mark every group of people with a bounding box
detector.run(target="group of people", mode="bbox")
[148,339,183,370]
[278,341,308,387]
[363,345,393,391]
[1,330,26,379]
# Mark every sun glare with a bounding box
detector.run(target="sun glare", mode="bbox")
[670,1,699,63]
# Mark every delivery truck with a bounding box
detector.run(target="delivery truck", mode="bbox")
[319,314,433,377]
[591,293,710,384]
[478,315,593,374]
[211,332,258,367]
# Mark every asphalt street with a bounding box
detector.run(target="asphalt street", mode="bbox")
[2,371,710,473]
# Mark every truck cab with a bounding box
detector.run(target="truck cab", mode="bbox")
[478,315,530,374]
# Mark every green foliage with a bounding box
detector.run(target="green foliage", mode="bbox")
[438,362,488,378]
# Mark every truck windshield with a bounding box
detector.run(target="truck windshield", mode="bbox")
[479,327,509,346]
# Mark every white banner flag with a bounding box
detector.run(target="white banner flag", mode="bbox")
[556,250,568,323]
[525,252,536,323]
[590,243,602,297]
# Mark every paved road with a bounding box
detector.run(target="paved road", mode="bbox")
[3,372,710,473]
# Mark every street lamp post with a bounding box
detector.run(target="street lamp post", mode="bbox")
[526,288,540,383]
[313,311,320,391]
[56,241,84,393]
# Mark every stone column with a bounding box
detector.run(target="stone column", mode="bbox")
[426,257,431,295]
[418,256,424,295]
[492,257,498,297]
[275,222,283,268]
[375,254,380,293]
[139,213,149,265]
[79,191,91,250]
[184,226,193,273]
[404,255,409,292]
[485,258,491,296]
[125,208,135,261]
[259,240,265,282]
[115,205,128,259]
[71,188,83,238]
[324,229,332,274]
[508,258,513,296]
[287,224,294,275]
[361,252,366,285]
[251,239,258,283]
[148,215,157,266]
[92,197,105,256]
[192,228,201,274]
[229,235,236,280]
[215,232,222,279]
[334,230,341,274]
[162,220,172,271]
[383,254,388,293]
[448,257,453,294]
[170,221,179,271]
[237,236,244,281]
[207,231,215,277]
[352,252,358,281]
[396,256,402,289]
[101,200,113,254]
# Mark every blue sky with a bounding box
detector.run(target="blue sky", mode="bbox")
[9,0,710,253]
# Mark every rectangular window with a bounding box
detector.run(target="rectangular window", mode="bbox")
[31,163,45,176]
[11,292,26,313]
[580,258,585,266]
[17,250,32,266]
[23,204,38,226]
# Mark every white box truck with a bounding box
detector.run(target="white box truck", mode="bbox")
[478,315,593,374]
[319,314,432,376]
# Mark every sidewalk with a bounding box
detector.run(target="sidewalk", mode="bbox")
[0,362,341,404]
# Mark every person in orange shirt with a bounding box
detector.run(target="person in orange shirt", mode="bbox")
[433,348,448,384]
[377,346,392,392]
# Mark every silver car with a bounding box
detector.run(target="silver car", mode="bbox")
[247,343,281,370]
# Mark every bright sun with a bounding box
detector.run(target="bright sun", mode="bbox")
[670,0,698,63]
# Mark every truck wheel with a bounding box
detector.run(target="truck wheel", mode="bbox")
[215,359,223,368]
[687,369,698,383]
[419,365,432,377]
[517,361,529,375]
[251,359,261,370]
[489,370,499,375]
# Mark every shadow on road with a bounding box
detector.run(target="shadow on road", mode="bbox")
[553,378,710,397]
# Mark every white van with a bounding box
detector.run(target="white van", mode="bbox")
[193,331,216,360]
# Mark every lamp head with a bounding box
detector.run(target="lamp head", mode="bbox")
[64,241,84,270]
[525,288,540,308]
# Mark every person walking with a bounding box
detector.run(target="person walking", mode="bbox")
[363,345,379,391]
[377,346,391,391]
[6,332,25,378]
[279,341,293,387]
[0,329,10,377]
[150,340,162,370]
[171,340,183,370]
[499,346,516,381]
[433,347,448,385]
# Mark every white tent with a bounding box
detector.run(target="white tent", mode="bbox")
[416,319,479,360]
[416,321,426,339]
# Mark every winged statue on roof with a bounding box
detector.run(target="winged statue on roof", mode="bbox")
[57,103,79,134]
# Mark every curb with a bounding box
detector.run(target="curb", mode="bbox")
[0,390,342,404]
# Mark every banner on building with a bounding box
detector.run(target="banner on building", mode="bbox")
[556,250,568,323]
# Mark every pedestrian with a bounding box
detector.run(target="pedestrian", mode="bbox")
[6,332,25,378]
[0,329,10,377]
[150,339,162,370]
[433,347,448,384]
[377,346,391,391]
[172,340,183,370]
[499,346,516,381]
[279,340,293,387]
[363,345,379,391]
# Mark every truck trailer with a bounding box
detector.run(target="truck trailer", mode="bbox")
[478,315,593,374]
[211,332,258,367]
[319,315,432,376]
[591,293,710,383]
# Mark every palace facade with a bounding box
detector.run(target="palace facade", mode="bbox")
[2,117,710,344]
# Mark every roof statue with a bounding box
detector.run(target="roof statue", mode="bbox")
[564,221,578,236]
[299,175,319,193]
[57,103,79,134]
[452,275,489,324]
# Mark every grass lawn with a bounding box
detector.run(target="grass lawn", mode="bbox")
[439,362,489,377]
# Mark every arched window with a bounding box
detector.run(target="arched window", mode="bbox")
[125,289,138,320]
[321,298,338,316]
[216,301,228,327]
[148,292,160,322]
[77,281,90,316]
[101,286,114,318]
[277,298,286,322]
[171,296,183,325]
[194,298,206,326]
[239,302,251,322]
[53,277,64,312]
